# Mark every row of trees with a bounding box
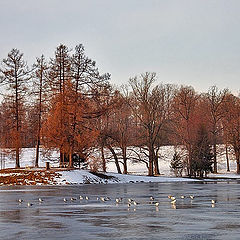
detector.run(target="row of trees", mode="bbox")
[0,44,240,176]
[100,73,237,177]
[96,72,240,177]
[0,44,110,169]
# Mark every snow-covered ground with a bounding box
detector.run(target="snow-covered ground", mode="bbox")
[54,170,200,185]
[0,148,59,169]
[0,145,239,185]
[92,145,238,176]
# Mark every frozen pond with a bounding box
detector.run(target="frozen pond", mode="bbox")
[0,181,240,240]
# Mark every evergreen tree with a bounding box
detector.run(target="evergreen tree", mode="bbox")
[191,124,214,177]
[170,151,183,177]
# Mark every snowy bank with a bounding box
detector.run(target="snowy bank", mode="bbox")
[54,170,200,185]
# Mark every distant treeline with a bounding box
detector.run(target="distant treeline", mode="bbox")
[0,44,239,176]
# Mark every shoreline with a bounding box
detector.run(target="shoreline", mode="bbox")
[0,168,240,186]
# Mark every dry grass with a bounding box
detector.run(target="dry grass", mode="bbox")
[0,168,67,186]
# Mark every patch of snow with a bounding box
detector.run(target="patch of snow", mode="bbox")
[208,172,240,179]
[55,170,200,185]
[0,172,22,177]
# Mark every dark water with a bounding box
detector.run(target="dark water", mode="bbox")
[0,182,240,240]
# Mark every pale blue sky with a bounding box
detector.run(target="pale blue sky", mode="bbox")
[0,0,240,93]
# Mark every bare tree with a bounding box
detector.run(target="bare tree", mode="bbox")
[97,91,123,174]
[101,92,134,174]
[127,72,173,176]
[32,55,49,167]
[205,86,228,173]
[172,86,199,176]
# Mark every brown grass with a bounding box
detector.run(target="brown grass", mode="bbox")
[0,168,66,186]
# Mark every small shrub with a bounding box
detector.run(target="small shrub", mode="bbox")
[170,152,183,177]
[87,156,102,173]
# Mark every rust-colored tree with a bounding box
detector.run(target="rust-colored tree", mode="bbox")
[69,44,110,168]
[48,44,71,167]
[222,93,240,174]
[98,91,135,174]
[42,82,100,168]
[172,86,199,176]
[32,55,49,167]
[0,100,16,148]
[205,86,228,173]
[0,49,31,168]
[43,44,110,169]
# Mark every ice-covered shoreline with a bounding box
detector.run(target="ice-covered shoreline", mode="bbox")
[1,168,240,186]
[53,170,240,185]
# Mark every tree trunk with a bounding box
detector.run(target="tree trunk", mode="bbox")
[153,151,160,175]
[233,147,240,174]
[16,146,20,168]
[15,79,20,168]
[148,145,154,176]
[101,145,106,172]
[35,105,41,168]
[187,147,192,177]
[60,150,64,167]
[236,152,240,174]
[153,156,160,175]
[35,64,43,168]
[35,138,40,168]
[213,135,217,173]
[108,145,122,174]
[122,146,128,174]
[68,146,73,168]
[225,145,230,172]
